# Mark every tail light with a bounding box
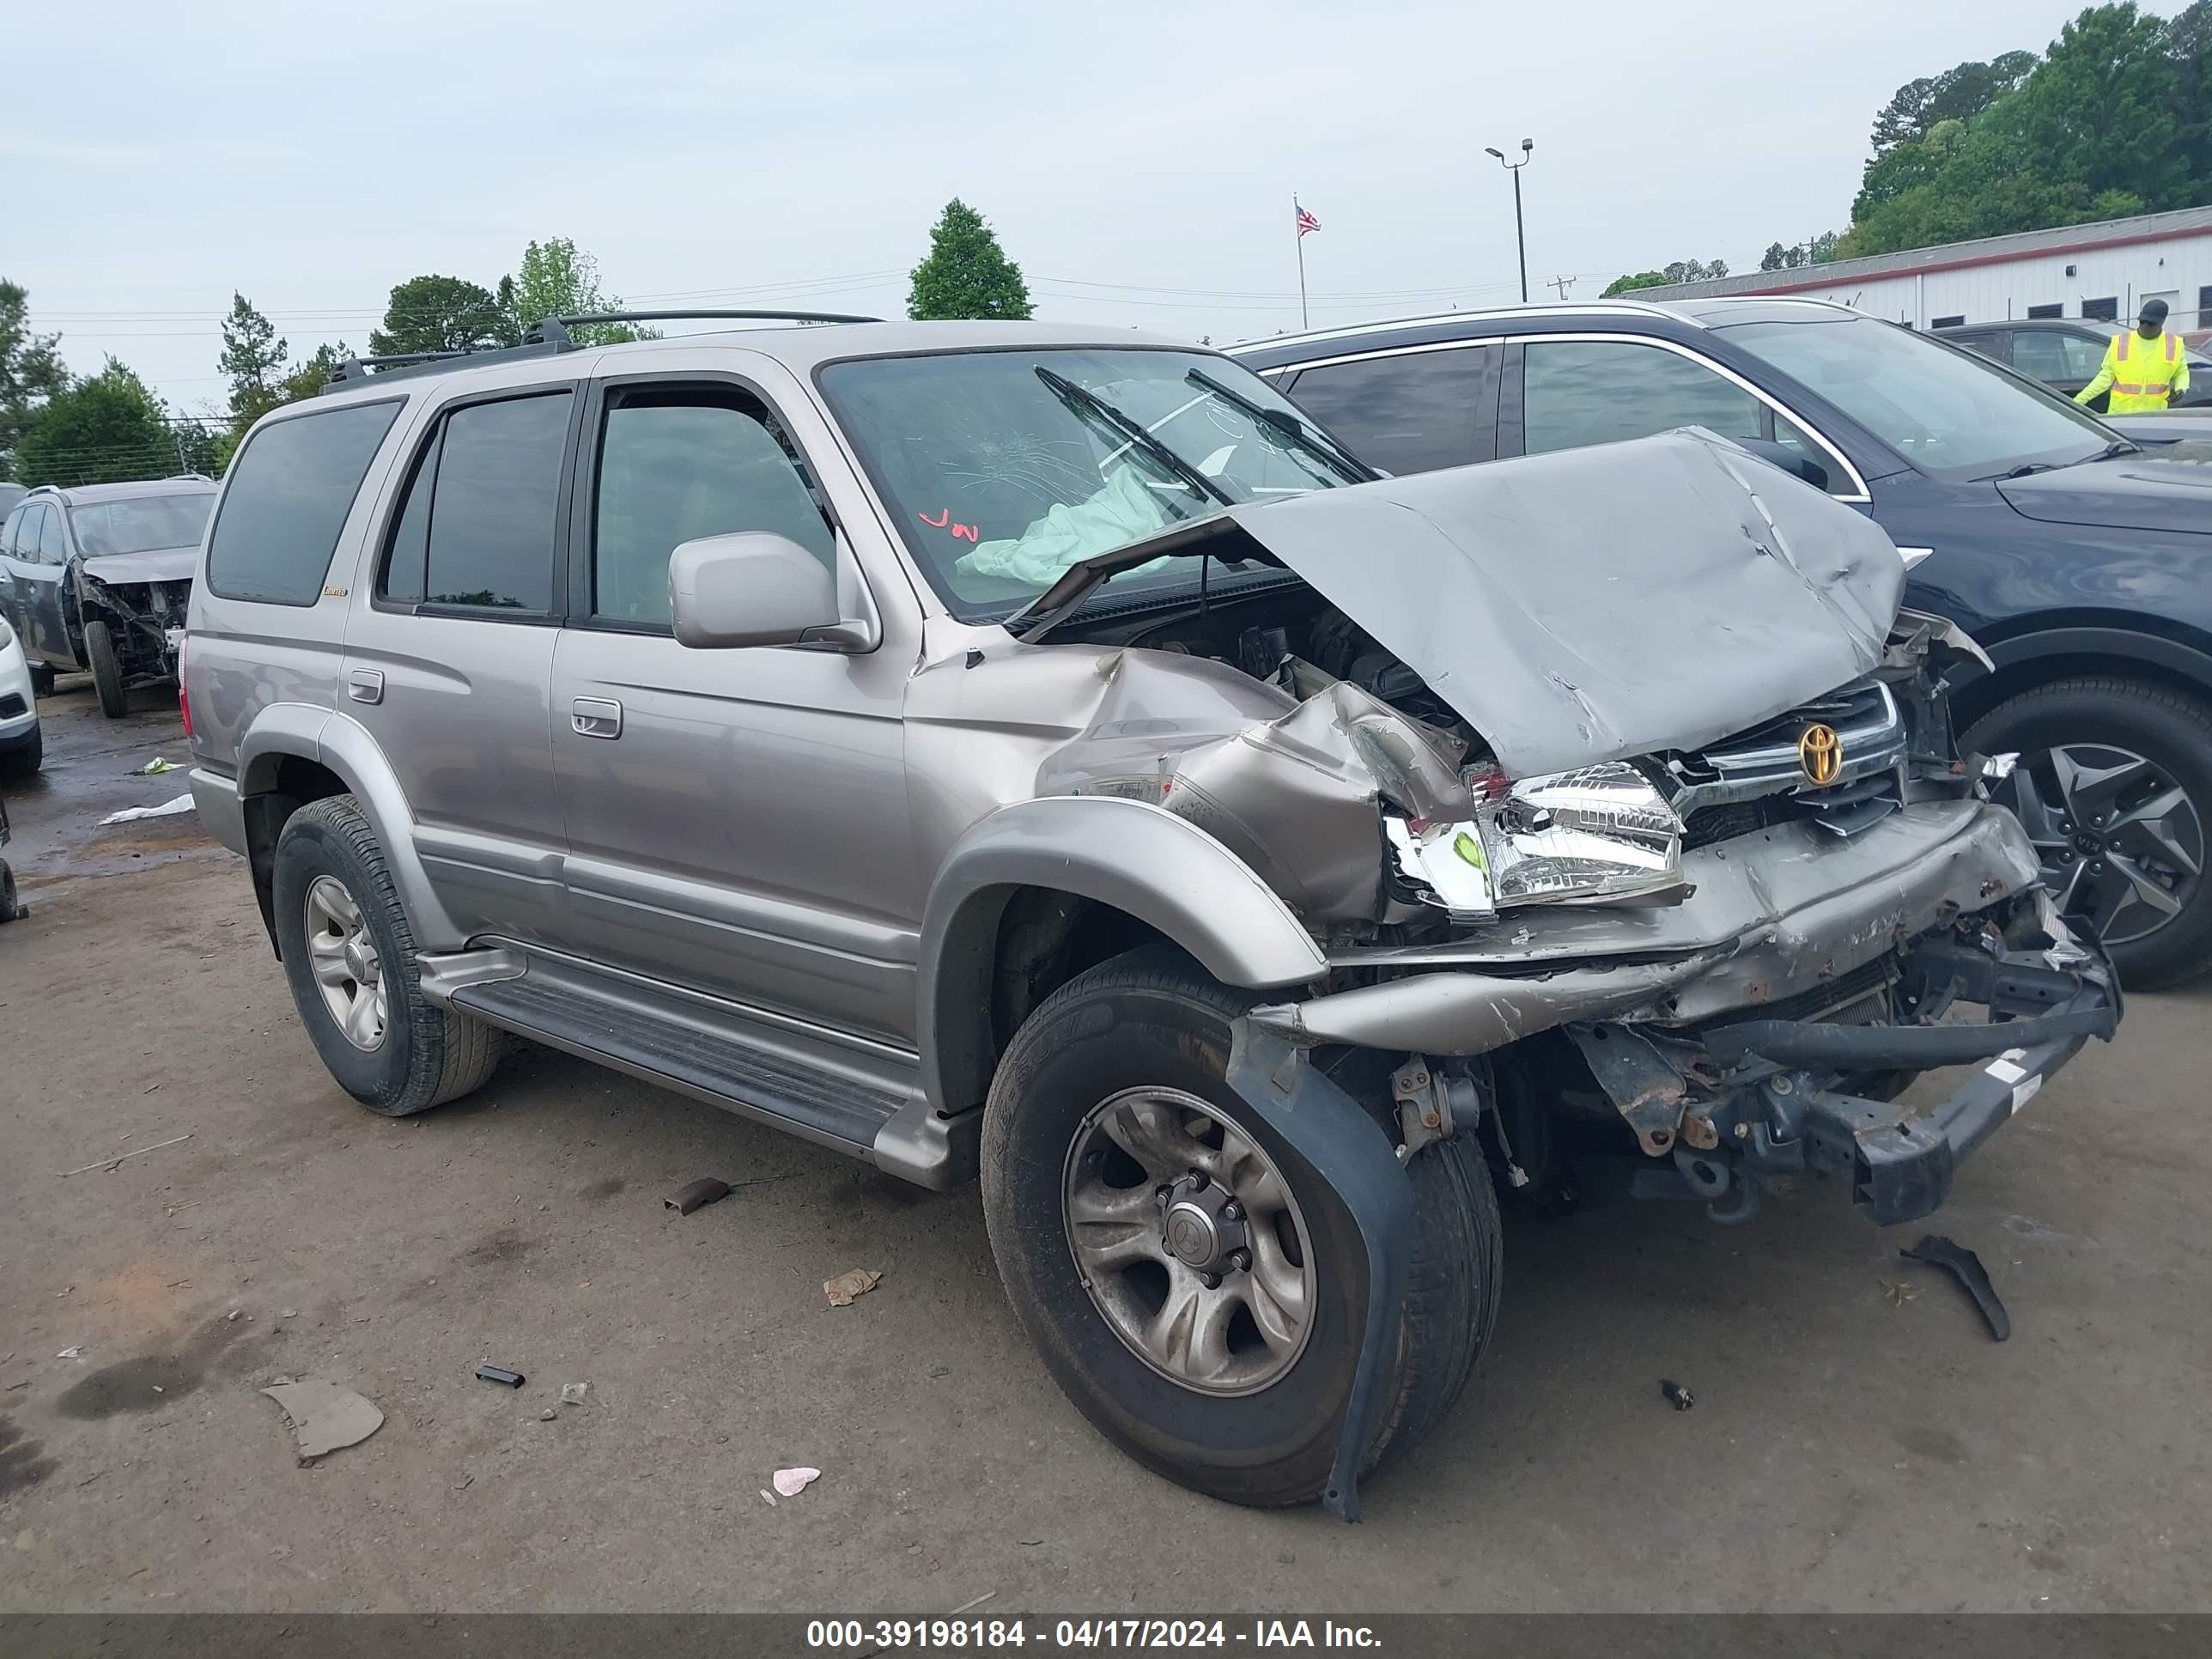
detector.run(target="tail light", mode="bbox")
[178,635,193,739]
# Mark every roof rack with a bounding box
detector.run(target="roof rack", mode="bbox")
[320,308,883,394]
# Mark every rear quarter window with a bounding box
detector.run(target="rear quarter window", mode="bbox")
[206,399,403,605]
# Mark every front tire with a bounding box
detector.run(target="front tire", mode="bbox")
[1966,676,2212,989]
[83,620,129,719]
[0,726,39,778]
[271,794,504,1115]
[980,946,1501,1508]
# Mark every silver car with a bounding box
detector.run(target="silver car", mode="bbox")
[183,315,2118,1516]
[0,477,216,718]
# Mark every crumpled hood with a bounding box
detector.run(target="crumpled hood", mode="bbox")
[1996,451,2212,538]
[80,544,199,586]
[1021,429,1905,777]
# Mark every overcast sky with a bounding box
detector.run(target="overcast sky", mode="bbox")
[5,0,2174,415]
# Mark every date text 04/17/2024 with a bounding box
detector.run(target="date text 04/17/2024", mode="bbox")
[805,1619,1382,1649]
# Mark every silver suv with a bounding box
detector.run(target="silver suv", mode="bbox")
[184,313,2118,1517]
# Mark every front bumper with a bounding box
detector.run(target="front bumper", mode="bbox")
[1571,909,2118,1226]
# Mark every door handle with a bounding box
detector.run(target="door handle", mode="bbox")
[347,668,384,705]
[572,696,623,739]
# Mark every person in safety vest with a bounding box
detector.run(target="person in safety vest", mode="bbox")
[2075,298,2192,413]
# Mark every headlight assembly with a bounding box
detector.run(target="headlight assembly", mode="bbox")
[1388,761,1686,921]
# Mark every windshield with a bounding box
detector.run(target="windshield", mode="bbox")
[67,493,215,557]
[1721,315,2114,481]
[817,348,1364,612]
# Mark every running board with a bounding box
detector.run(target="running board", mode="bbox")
[424,949,977,1189]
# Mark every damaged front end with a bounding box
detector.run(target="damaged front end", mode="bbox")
[1021,432,2118,1236]
[73,554,192,684]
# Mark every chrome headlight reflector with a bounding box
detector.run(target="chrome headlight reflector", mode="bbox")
[1389,761,1685,919]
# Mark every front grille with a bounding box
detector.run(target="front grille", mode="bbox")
[1663,679,1907,843]
[0,693,24,719]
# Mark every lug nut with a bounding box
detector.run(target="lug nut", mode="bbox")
[1186,1169,1209,1190]
[1219,1200,1242,1222]
[1229,1248,1253,1273]
[1200,1272,1223,1290]
[1155,1184,1174,1206]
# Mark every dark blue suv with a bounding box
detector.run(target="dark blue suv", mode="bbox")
[1233,298,2212,988]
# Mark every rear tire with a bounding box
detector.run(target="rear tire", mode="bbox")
[83,620,129,719]
[271,794,504,1115]
[1966,676,2212,989]
[980,945,1501,1507]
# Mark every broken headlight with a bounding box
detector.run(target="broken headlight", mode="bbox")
[1388,761,1685,921]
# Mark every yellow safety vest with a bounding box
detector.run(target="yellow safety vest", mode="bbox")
[2077,329,2191,414]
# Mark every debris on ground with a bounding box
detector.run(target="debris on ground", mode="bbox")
[772,1467,822,1498]
[475,1364,525,1389]
[560,1382,589,1406]
[950,1592,997,1617]
[58,1133,191,1177]
[538,1408,556,1422]
[1881,1277,1922,1307]
[137,758,178,775]
[758,1489,776,1507]
[56,1346,83,1360]
[97,794,195,825]
[823,1267,882,1307]
[664,1177,732,1216]
[262,1380,384,1462]
[1659,1379,1696,1411]
[1902,1233,2011,1341]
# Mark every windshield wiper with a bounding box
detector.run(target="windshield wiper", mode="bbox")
[1183,368,1379,483]
[1034,366,1236,508]
[2087,438,2142,461]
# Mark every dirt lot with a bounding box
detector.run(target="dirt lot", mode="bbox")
[2,682,2208,1614]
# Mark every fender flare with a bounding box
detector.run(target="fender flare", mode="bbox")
[917,794,1329,1116]
[1982,624,2212,693]
[237,704,465,950]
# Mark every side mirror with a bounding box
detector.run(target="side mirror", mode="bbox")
[1734,437,1832,492]
[668,532,862,650]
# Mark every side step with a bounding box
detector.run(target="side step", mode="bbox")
[439,958,976,1189]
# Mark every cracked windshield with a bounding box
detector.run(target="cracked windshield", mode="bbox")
[819,348,1366,611]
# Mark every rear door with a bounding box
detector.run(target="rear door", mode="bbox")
[2008,328,2106,404]
[340,381,580,945]
[0,505,33,648]
[1272,342,1501,474]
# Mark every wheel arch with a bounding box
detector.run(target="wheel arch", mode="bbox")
[918,796,1329,1117]
[236,706,463,957]
[1951,623,2212,733]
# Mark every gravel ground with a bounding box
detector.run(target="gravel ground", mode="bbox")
[2,684,2207,1613]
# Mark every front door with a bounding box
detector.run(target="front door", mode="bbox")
[338,383,579,945]
[547,374,920,1043]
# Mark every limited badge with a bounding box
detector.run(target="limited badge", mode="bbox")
[1798,722,1843,786]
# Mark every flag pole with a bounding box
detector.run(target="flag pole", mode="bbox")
[1293,195,1310,330]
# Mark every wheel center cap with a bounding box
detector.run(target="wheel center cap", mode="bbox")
[343,938,375,982]
[1156,1171,1249,1276]
[1163,1204,1219,1267]
[2074,830,2103,857]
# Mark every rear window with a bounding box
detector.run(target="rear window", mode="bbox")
[206,399,403,605]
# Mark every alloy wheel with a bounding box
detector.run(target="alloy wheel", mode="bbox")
[1060,1087,1316,1397]
[303,873,388,1050]
[1995,743,2204,947]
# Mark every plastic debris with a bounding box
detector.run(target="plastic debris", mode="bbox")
[1902,1233,2011,1341]
[823,1268,882,1307]
[98,794,195,825]
[560,1382,589,1406]
[1659,1379,1695,1411]
[758,1489,777,1507]
[772,1467,821,1498]
[262,1380,384,1461]
[665,1177,732,1216]
[538,1408,557,1422]
[57,1347,83,1360]
[475,1364,525,1389]
[137,757,177,775]
[58,1133,191,1177]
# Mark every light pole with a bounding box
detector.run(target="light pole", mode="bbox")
[1485,139,1534,303]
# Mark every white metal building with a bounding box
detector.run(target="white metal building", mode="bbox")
[1628,205,2212,333]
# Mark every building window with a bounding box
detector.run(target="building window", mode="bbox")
[1931,315,1966,329]
[2081,296,2119,322]
[2027,303,2063,319]
[2197,286,2212,329]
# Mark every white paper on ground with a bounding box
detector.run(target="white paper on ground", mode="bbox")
[99,793,195,825]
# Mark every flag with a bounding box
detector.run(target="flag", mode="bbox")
[1295,204,1321,237]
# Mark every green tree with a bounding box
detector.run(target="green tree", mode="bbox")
[1,279,70,479]
[1869,52,2038,153]
[369,275,510,356]
[907,199,1033,320]
[1602,258,1728,295]
[218,293,289,427]
[508,236,651,344]
[15,359,175,486]
[1601,270,1669,296]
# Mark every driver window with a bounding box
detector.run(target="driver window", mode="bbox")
[39,505,69,564]
[1523,339,1768,455]
[592,390,836,629]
